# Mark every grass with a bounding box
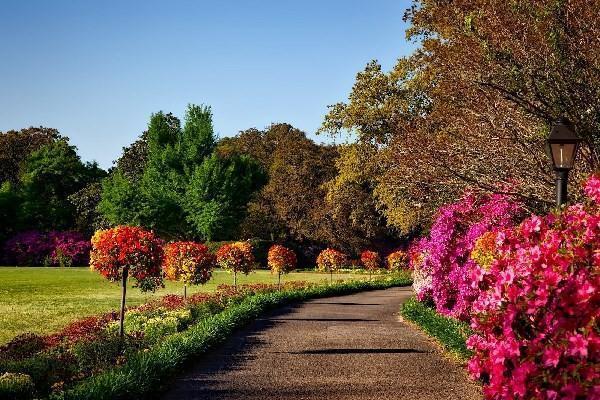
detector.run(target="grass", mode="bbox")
[400,297,472,360]
[0,266,373,344]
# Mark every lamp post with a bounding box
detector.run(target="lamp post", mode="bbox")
[546,119,582,207]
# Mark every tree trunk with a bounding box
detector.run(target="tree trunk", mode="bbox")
[234,271,237,288]
[119,266,129,342]
[183,284,187,299]
[330,270,333,284]
[278,272,281,291]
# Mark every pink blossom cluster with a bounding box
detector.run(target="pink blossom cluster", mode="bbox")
[2,230,90,266]
[409,191,523,320]
[467,177,600,399]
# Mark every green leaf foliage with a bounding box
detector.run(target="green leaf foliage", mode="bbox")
[99,104,265,240]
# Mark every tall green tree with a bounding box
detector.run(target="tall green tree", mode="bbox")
[100,104,265,240]
[0,127,60,186]
[184,154,266,240]
[18,139,106,231]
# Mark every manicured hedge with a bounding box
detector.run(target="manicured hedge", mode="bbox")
[60,276,411,400]
[400,297,472,360]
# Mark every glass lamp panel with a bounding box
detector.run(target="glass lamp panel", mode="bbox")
[550,143,577,169]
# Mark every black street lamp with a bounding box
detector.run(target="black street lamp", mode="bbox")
[546,119,582,207]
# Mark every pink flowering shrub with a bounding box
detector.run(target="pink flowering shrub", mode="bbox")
[466,176,600,399]
[2,231,90,266]
[409,191,524,321]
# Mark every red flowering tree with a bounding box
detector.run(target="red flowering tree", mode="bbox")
[386,250,408,271]
[316,248,348,283]
[267,245,297,288]
[90,226,164,339]
[465,177,600,399]
[163,241,215,298]
[360,250,382,279]
[215,241,255,287]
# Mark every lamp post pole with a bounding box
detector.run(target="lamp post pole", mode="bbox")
[556,170,569,207]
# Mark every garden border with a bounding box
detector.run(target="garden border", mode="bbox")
[59,276,412,400]
[400,297,472,361]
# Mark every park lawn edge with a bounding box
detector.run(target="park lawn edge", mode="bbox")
[400,297,472,361]
[58,276,412,400]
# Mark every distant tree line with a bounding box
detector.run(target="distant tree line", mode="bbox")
[0,105,400,261]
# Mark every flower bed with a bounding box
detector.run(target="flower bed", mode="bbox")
[0,274,411,399]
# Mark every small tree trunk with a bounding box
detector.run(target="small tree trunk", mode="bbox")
[278,272,281,291]
[183,284,187,299]
[119,266,129,342]
[369,270,372,281]
[234,270,237,288]
[330,270,333,284]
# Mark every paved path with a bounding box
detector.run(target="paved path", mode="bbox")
[162,287,482,400]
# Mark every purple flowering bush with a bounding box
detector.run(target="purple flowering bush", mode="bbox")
[3,231,90,266]
[409,191,524,321]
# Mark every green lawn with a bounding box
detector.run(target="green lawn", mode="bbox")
[0,266,372,344]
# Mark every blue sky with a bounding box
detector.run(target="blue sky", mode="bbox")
[0,1,416,168]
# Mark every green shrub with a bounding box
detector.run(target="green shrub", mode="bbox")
[0,373,35,400]
[189,300,224,321]
[105,308,193,345]
[400,297,472,359]
[71,334,139,376]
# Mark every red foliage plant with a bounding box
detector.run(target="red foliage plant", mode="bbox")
[316,248,348,272]
[163,241,215,286]
[90,226,164,292]
[215,241,255,275]
[387,250,408,271]
[267,245,297,275]
[360,250,382,271]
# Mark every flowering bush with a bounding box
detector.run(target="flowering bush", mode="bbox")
[408,244,433,302]
[409,191,524,321]
[2,231,90,266]
[90,226,164,292]
[360,250,382,271]
[466,177,600,399]
[215,241,255,285]
[49,231,91,266]
[163,241,214,288]
[267,245,297,275]
[386,250,408,271]
[316,248,348,273]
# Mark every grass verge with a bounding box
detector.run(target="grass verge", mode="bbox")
[400,297,472,360]
[59,276,411,400]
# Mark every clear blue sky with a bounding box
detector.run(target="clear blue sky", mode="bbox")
[0,1,416,169]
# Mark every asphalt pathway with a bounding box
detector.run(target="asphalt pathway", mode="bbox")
[162,286,482,400]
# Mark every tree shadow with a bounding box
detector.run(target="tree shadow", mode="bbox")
[287,348,428,355]
[309,302,382,306]
[270,317,379,322]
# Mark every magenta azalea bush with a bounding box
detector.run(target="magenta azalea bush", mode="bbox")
[2,231,90,266]
[466,178,600,399]
[409,191,524,320]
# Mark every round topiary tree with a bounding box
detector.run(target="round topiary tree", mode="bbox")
[386,250,408,271]
[90,226,164,340]
[316,248,347,283]
[163,241,215,298]
[267,244,297,289]
[215,241,255,287]
[360,250,382,280]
